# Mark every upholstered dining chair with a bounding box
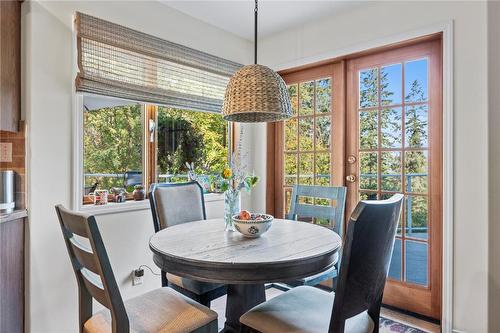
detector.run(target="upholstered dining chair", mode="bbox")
[284,184,347,288]
[55,205,218,333]
[149,182,227,307]
[240,193,404,333]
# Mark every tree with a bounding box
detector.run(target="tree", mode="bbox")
[157,107,228,177]
[83,104,142,190]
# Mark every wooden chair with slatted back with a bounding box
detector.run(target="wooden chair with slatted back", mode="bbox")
[284,184,347,288]
[55,205,218,333]
[240,194,404,333]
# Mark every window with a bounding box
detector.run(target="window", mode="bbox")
[79,95,230,208]
[156,107,228,184]
[74,12,240,210]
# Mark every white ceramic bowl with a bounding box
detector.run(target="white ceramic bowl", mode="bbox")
[232,213,274,238]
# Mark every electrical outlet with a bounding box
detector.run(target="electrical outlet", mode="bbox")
[132,269,144,286]
[0,143,12,162]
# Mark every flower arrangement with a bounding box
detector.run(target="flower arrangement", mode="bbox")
[217,152,259,193]
[214,127,259,231]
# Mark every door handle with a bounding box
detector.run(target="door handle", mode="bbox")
[346,174,356,183]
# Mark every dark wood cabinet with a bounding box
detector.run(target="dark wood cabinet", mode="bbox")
[0,216,25,333]
[0,1,21,132]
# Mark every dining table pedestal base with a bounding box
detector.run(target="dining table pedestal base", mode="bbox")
[224,284,266,333]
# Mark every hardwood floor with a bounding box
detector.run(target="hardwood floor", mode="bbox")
[211,287,440,332]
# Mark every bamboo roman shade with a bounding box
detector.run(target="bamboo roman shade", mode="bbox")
[75,12,242,113]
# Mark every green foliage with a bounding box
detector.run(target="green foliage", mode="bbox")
[83,104,142,190]
[157,107,227,177]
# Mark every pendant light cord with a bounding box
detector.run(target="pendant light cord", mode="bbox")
[254,0,258,64]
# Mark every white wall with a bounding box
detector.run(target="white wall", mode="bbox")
[23,1,252,332]
[257,2,488,332]
[488,1,500,332]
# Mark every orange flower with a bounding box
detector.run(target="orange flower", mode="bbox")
[222,168,232,179]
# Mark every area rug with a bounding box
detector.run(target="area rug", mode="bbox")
[380,316,428,333]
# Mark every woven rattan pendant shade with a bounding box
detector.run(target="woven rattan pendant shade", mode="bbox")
[222,0,292,123]
[222,64,292,122]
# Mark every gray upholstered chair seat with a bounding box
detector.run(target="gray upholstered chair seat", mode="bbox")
[167,273,224,295]
[240,286,375,333]
[84,288,218,333]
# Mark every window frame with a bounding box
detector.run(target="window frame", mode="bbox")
[73,93,232,215]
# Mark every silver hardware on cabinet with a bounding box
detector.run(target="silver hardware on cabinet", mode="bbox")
[0,170,15,214]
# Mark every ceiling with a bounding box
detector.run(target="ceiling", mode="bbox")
[162,1,363,41]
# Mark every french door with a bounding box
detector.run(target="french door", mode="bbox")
[268,37,442,320]
[346,39,442,319]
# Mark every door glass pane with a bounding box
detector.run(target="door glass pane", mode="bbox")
[405,59,428,103]
[283,76,335,217]
[381,63,402,106]
[315,153,330,186]
[360,152,378,190]
[381,193,403,235]
[405,104,429,148]
[299,117,313,151]
[405,240,428,286]
[299,153,313,185]
[284,187,292,213]
[359,110,378,149]
[404,151,428,193]
[288,84,298,116]
[388,238,402,281]
[316,116,331,150]
[381,151,402,192]
[381,108,402,148]
[284,118,297,151]
[360,191,377,201]
[406,195,428,240]
[299,81,314,116]
[359,68,378,108]
[316,78,332,113]
[284,154,297,186]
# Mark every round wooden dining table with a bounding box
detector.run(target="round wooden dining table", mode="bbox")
[149,218,341,332]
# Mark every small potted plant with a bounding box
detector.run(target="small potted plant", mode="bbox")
[133,185,146,201]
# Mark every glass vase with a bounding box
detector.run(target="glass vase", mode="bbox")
[224,188,240,232]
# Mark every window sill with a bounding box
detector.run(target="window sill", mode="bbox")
[80,200,150,216]
[79,193,224,216]
[204,192,224,203]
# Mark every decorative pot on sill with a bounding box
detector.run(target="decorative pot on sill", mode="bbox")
[133,185,146,201]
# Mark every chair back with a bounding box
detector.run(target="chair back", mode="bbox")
[287,185,347,236]
[329,194,404,332]
[55,205,128,332]
[149,181,206,233]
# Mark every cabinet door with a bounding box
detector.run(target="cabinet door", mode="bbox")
[0,1,21,132]
[0,218,25,333]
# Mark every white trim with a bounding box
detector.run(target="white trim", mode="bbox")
[441,20,454,333]
[72,93,84,211]
[80,200,151,216]
[79,193,224,216]
[270,21,454,332]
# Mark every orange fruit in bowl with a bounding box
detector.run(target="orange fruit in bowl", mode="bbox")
[239,210,251,220]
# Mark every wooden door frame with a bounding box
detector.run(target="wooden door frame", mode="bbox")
[346,39,442,319]
[266,23,454,330]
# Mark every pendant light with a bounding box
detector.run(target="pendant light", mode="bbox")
[222,0,292,122]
